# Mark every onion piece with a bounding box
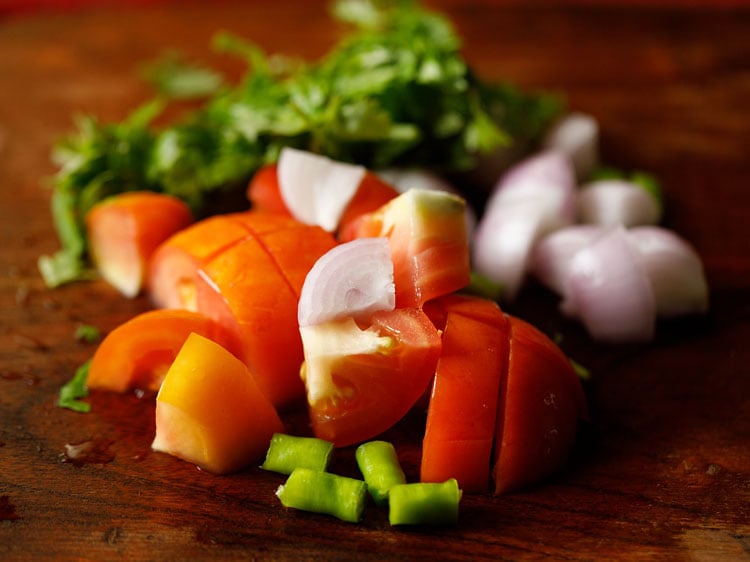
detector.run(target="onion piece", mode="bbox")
[628,226,709,317]
[578,179,662,227]
[530,225,605,296]
[542,112,599,180]
[472,150,577,301]
[278,147,366,232]
[298,237,395,327]
[562,226,655,342]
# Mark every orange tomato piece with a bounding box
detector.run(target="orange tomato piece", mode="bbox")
[493,316,588,494]
[194,215,338,408]
[86,191,193,298]
[302,308,442,448]
[87,309,242,393]
[420,295,509,492]
[147,213,254,310]
[152,332,284,474]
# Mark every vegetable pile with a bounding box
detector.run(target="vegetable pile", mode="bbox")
[48,0,710,526]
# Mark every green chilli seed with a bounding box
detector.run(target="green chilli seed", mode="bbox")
[355,441,406,506]
[276,468,367,523]
[261,433,334,474]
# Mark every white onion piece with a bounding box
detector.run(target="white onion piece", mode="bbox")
[530,225,605,296]
[578,179,662,227]
[298,237,395,327]
[472,200,549,301]
[377,167,477,234]
[542,112,599,180]
[628,226,709,317]
[278,147,366,232]
[472,150,578,301]
[486,149,578,230]
[562,226,655,342]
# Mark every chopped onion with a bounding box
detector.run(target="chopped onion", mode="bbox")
[298,237,395,327]
[530,225,605,296]
[628,226,709,317]
[542,112,599,180]
[472,150,577,301]
[278,147,366,232]
[578,179,662,227]
[562,226,655,342]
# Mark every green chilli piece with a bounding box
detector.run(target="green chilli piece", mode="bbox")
[388,479,462,526]
[276,468,367,523]
[260,433,334,475]
[355,441,407,506]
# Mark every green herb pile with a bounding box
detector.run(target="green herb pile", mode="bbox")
[39,0,561,288]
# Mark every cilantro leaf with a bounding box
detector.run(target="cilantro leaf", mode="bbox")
[57,360,91,413]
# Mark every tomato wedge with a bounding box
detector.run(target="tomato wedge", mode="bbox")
[86,191,193,298]
[301,308,442,448]
[420,295,509,492]
[493,316,588,494]
[87,309,242,393]
[246,164,293,217]
[194,215,338,408]
[341,189,470,307]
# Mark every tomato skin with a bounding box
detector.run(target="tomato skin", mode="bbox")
[420,295,509,492]
[304,308,442,448]
[87,309,243,393]
[493,316,587,494]
[86,191,193,298]
[194,215,338,408]
[153,332,285,474]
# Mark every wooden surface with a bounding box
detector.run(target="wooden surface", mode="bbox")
[1,1,749,559]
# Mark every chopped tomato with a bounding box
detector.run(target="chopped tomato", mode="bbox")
[301,308,442,448]
[420,295,509,492]
[147,213,255,310]
[493,316,588,494]
[194,215,338,408]
[87,309,242,393]
[341,189,470,307]
[152,332,285,474]
[246,164,293,217]
[336,172,399,240]
[86,191,193,298]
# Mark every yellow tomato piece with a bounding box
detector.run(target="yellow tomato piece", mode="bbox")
[152,332,284,474]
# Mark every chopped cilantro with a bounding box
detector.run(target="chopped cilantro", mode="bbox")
[74,324,100,343]
[57,360,91,413]
[40,0,561,287]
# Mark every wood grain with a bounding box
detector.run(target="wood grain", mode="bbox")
[1,1,749,559]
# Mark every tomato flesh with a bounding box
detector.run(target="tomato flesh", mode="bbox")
[301,308,442,448]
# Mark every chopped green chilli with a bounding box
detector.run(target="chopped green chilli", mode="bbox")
[276,468,367,523]
[388,479,462,526]
[355,440,406,506]
[57,360,91,413]
[261,433,334,474]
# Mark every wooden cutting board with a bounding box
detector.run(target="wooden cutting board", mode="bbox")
[1,1,748,559]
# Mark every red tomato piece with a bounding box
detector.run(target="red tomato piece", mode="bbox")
[86,191,193,298]
[246,164,293,217]
[87,309,243,393]
[420,295,509,492]
[341,189,470,308]
[493,316,588,494]
[301,308,442,448]
[336,172,398,240]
